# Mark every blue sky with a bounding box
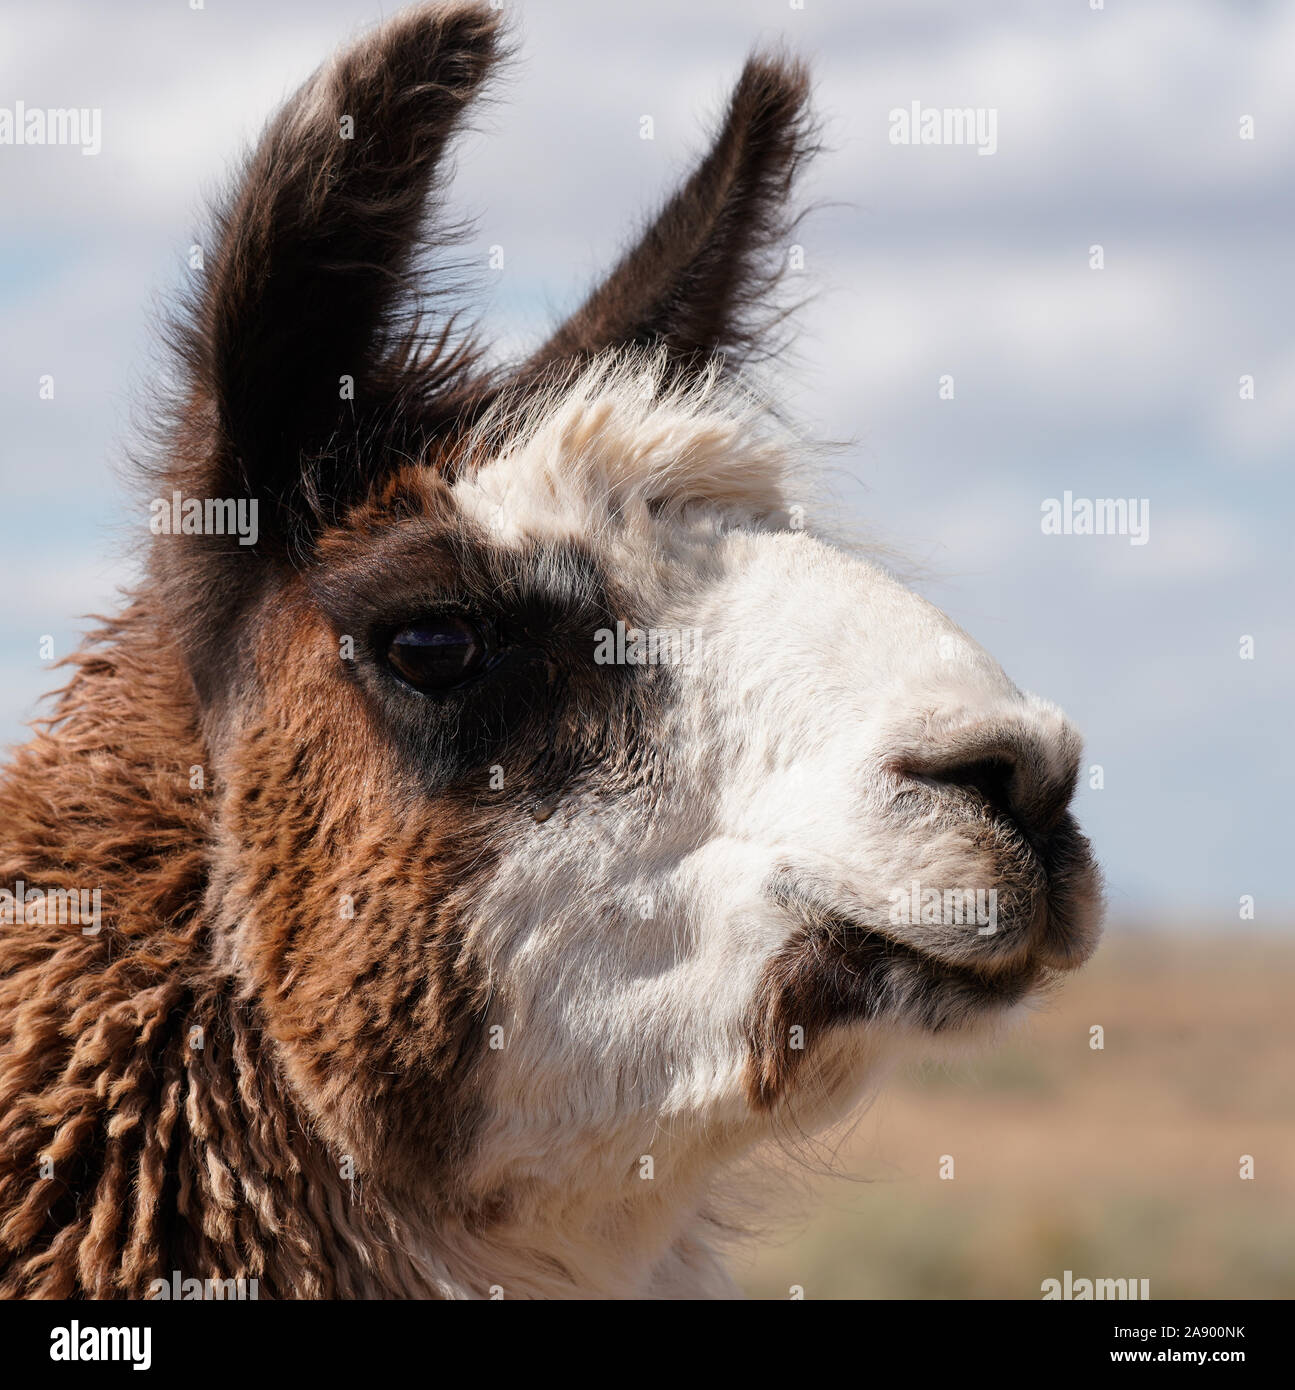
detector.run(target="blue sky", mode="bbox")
[1,0,1291,923]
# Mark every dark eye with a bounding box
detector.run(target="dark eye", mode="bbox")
[385,616,486,691]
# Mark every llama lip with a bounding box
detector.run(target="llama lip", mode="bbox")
[765,874,1058,1022]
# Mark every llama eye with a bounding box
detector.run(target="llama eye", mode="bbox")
[385,616,485,691]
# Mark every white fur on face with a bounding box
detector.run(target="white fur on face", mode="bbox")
[441,354,1098,1291]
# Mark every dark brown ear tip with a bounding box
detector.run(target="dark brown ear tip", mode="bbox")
[737,51,812,90]
[342,1,507,86]
[731,52,814,118]
[518,43,819,378]
[380,0,504,39]
[721,52,820,189]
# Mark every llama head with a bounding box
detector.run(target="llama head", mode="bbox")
[155,4,1101,1219]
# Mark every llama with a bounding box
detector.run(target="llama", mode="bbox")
[0,3,1102,1300]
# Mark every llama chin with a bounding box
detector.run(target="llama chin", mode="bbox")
[0,2,1101,1300]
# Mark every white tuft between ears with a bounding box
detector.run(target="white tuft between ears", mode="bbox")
[453,349,796,545]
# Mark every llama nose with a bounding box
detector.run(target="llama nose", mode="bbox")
[897,711,1082,842]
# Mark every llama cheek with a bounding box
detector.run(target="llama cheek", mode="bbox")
[210,693,505,1191]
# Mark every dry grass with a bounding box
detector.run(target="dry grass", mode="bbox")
[737,930,1295,1299]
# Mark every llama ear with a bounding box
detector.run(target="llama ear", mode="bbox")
[180,3,503,543]
[524,55,816,378]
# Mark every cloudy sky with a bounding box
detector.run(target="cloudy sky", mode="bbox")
[1,0,1291,923]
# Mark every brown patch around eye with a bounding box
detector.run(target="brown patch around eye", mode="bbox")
[224,597,500,1192]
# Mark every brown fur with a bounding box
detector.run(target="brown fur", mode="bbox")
[0,606,450,1296]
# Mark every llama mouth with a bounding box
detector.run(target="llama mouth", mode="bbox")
[884,777,1103,974]
[764,876,1046,1031]
[745,872,1060,1110]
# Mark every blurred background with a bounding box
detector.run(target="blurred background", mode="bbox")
[1,0,1290,1296]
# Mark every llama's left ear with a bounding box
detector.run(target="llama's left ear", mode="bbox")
[523,55,816,378]
[177,3,503,545]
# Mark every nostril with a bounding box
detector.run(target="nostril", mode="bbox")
[892,711,1082,840]
[931,756,1018,826]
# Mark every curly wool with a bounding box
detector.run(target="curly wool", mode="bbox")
[0,605,446,1299]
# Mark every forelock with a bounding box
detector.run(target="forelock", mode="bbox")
[452,349,797,546]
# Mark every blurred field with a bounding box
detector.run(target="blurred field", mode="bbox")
[738,931,1295,1299]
